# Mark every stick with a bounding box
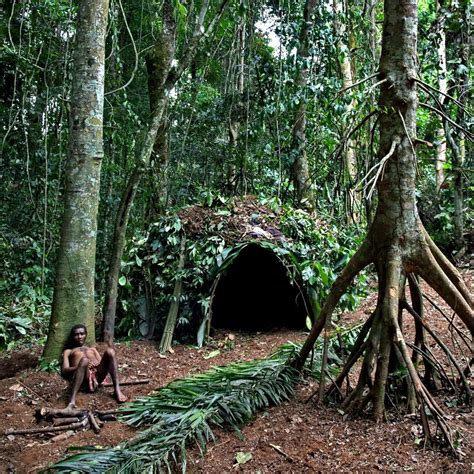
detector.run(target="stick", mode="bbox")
[337,72,379,94]
[88,413,101,434]
[95,408,132,416]
[101,378,150,387]
[50,430,76,443]
[318,322,331,403]
[53,417,81,426]
[414,77,467,109]
[5,418,88,436]
[17,381,48,403]
[269,443,294,462]
[420,102,473,140]
[98,414,117,422]
[37,407,87,419]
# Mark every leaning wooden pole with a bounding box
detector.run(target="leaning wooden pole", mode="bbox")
[159,236,187,353]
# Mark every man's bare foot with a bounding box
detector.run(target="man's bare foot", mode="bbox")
[66,402,77,411]
[114,390,128,403]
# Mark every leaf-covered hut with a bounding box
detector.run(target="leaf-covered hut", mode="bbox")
[118,196,365,349]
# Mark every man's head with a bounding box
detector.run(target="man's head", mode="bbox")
[70,324,87,347]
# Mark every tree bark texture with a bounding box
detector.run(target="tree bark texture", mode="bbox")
[159,236,187,353]
[451,1,470,252]
[226,4,246,193]
[435,1,447,192]
[291,0,317,209]
[334,0,359,223]
[43,0,109,361]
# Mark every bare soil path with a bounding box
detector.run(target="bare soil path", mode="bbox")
[0,275,472,472]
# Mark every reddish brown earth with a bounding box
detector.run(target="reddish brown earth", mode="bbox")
[0,275,472,473]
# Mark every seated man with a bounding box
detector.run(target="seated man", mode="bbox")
[62,324,127,409]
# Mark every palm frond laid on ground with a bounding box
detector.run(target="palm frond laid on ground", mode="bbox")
[49,327,360,473]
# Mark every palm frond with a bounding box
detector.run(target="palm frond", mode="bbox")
[49,327,360,473]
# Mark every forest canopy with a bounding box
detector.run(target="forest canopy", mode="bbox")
[0,0,471,391]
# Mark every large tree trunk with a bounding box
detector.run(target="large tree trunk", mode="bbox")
[296,0,473,453]
[43,0,109,362]
[291,0,317,209]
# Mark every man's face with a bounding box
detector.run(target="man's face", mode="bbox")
[72,328,87,347]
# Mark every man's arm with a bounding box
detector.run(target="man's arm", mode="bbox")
[62,349,76,375]
[87,347,101,368]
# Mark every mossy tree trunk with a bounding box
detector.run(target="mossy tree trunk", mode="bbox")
[296,0,473,453]
[333,0,360,223]
[43,0,109,361]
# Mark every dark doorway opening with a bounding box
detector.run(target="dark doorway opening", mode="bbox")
[211,244,308,331]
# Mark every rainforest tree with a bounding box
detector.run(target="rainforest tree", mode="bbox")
[101,0,231,343]
[42,0,110,361]
[290,0,317,209]
[296,0,473,451]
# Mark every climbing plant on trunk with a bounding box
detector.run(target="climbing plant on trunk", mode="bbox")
[42,0,109,362]
[296,0,473,453]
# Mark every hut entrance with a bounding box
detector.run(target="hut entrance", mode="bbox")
[211,244,307,331]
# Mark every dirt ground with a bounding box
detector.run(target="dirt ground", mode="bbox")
[0,276,472,473]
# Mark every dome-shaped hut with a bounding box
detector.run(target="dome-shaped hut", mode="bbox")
[120,196,361,351]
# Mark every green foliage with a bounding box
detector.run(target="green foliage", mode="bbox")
[3,0,470,351]
[270,203,368,316]
[0,233,52,350]
[116,197,367,344]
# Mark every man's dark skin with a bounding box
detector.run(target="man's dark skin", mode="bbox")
[62,325,127,409]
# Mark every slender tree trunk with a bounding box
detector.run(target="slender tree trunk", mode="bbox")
[451,0,469,252]
[102,166,142,343]
[226,2,246,193]
[102,0,177,344]
[159,236,186,353]
[334,0,359,223]
[368,0,378,61]
[154,120,170,210]
[101,0,230,343]
[43,0,109,362]
[146,51,171,218]
[435,0,447,191]
[291,0,317,209]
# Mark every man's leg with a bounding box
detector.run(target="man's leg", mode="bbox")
[96,347,127,402]
[67,357,89,409]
